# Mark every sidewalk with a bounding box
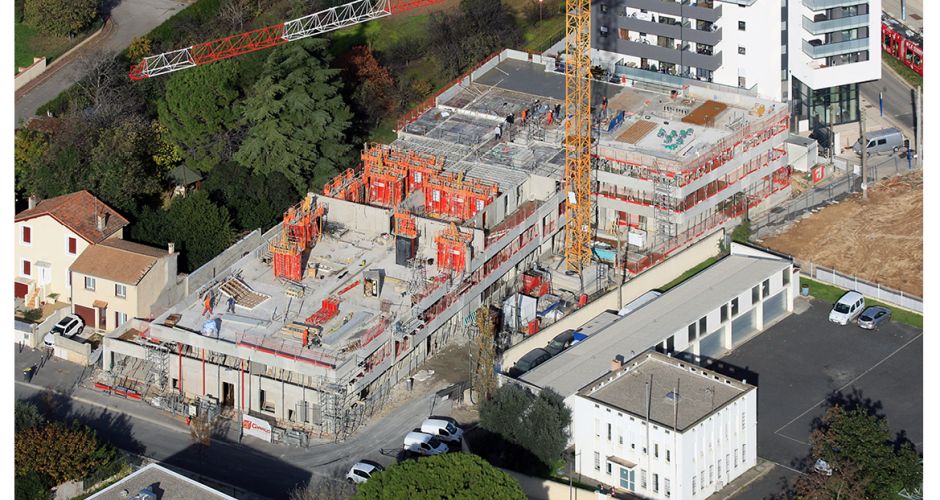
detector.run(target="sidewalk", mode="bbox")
[706,459,776,500]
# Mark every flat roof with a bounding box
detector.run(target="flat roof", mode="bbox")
[520,253,790,396]
[397,57,783,176]
[578,351,754,431]
[88,463,235,500]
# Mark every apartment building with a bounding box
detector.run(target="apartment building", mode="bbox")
[589,0,881,129]
[572,351,757,499]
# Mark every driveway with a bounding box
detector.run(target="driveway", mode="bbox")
[15,0,189,124]
[721,299,922,497]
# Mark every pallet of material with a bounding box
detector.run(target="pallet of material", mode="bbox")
[281,322,322,340]
[682,100,728,126]
[220,277,270,309]
[617,120,657,144]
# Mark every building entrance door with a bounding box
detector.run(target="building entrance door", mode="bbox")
[222,382,234,407]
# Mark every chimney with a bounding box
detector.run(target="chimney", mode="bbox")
[168,242,175,255]
[96,214,107,232]
[611,355,624,372]
[27,195,38,209]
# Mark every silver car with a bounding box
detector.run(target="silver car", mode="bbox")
[857,306,891,330]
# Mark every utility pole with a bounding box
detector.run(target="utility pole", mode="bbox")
[859,109,868,201]
[916,85,923,169]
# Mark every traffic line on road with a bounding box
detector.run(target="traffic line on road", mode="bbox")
[773,332,923,435]
[773,431,808,446]
[761,459,807,476]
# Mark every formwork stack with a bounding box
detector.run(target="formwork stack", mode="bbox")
[270,195,325,281]
[422,171,499,221]
[323,168,363,203]
[435,223,473,274]
[362,144,410,208]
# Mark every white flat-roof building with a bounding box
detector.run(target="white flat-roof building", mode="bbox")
[572,351,757,499]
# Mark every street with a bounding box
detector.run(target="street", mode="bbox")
[860,62,918,144]
[15,0,188,124]
[14,346,456,499]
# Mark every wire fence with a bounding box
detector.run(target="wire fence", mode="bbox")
[803,261,923,313]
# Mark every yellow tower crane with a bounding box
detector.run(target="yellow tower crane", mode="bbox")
[563,0,593,273]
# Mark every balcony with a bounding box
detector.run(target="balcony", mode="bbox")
[616,39,722,71]
[802,13,869,35]
[617,15,722,46]
[802,0,868,11]
[625,0,722,23]
[802,37,869,59]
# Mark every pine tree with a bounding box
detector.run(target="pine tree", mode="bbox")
[235,38,353,193]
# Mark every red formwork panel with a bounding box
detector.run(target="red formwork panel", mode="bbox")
[436,242,466,274]
[272,251,303,281]
[366,176,406,207]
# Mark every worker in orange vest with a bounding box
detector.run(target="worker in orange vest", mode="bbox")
[547,110,554,126]
[201,292,212,317]
[303,328,310,347]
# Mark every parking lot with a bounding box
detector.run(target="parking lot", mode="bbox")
[722,298,922,497]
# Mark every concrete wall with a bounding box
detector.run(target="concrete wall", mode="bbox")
[714,0,784,101]
[54,334,92,365]
[185,228,271,298]
[501,230,724,369]
[14,58,46,91]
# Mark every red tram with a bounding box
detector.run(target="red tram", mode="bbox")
[882,13,923,76]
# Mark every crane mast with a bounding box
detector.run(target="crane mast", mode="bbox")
[563,0,593,273]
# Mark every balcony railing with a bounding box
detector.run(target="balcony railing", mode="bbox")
[802,37,869,59]
[802,0,869,11]
[802,13,869,35]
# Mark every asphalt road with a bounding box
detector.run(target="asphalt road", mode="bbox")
[721,299,922,498]
[860,62,917,142]
[14,0,188,125]
[14,346,456,499]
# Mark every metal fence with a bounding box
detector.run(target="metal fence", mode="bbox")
[804,261,923,313]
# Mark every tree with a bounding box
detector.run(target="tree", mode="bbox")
[88,116,163,214]
[23,0,97,36]
[14,401,44,433]
[15,471,50,500]
[235,38,353,192]
[792,404,921,498]
[15,422,116,484]
[219,0,252,33]
[473,306,497,401]
[203,162,300,231]
[479,384,571,474]
[14,129,49,194]
[339,46,399,129]
[130,192,236,272]
[127,37,152,63]
[158,60,243,173]
[427,0,521,79]
[288,473,354,500]
[353,453,525,500]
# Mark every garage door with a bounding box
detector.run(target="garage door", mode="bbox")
[763,291,787,325]
[731,310,756,346]
[699,330,724,359]
[74,305,95,329]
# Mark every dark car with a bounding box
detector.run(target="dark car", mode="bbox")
[510,348,551,377]
[544,329,575,356]
[857,306,891,330]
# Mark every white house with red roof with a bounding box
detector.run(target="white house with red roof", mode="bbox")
[14,191,129,309]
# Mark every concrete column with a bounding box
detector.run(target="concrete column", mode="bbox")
[722,322,733,349]
[754,300,764,331]
[786,283,794,313]
[103,348,113,371]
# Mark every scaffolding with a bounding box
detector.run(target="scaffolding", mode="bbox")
[323,168,364,202]
[142,340,170,391]
[318,381,362,441]
[270,196,325,281]
[392,210,418,239]
[422,171,498,221]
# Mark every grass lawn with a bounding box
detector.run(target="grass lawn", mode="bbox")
[659,255,721,292]
[800,276,922,329]
[330,13,432,57]
[522,16,565,52]
[882,51,922,88]
[15,23,74,73]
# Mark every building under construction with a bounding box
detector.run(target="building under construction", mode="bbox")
[100,49,792,438]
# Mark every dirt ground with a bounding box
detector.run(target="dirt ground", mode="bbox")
[760,171,923,296]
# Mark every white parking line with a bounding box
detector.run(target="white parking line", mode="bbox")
[762,459,807,476]
[773,432,808,446]
[774,332,922,436]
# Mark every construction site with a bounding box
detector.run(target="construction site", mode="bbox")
[99,47,795,440]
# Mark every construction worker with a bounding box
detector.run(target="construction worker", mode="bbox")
[303,328,310,348]
[521,108,528,125]
[23,365,34,383]
[202,292,213,317]
[601,96,608,117]
[494,124,502,141]
[227,296,236,313]
[547,110,553,126]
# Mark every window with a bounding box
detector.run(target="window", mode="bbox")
[654,443,659,458]
[735,449,739,468]
[692,476,697,494]
[85,277,95,291]
[619,434,623,445]
[762,279,770,298]
[620,468,635,490]
[688,323,696,343]
[783,268,791,286]
[600,3,608,13]
[731,297,739,316]
[608,423,612,441]
[709,465,714,484]
[594,452,601,471]
[699,316,707,334]
[115,284,127,298]
[641,469,647,489]
[738,76,747,88]
[666,449,671,463]
[665,478,670,497]
[595,418,600,437]
[743,443,747,460]
[742,411,746,429]
[751,285,760,304]
[115,311,127,327]
[738,21,746,30]
[738,46,746,55]
[606,462,612,475]
[618,28,629,40]
[67,237,77,255]
[720,304,728,323]
[877,138,887,146]
[700,471,705,488]
[726,454,731,474]
[21,226,31,245]
[21,259,31,277]
[718,459,722,478]
[600,26,609,37]
[261,389,274,412]
[653,473,659,493]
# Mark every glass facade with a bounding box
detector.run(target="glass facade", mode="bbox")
[791,77,859,129]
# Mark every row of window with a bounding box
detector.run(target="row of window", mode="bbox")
[692,444,747,494]
[19,260,129,299]
[20,226,79,255]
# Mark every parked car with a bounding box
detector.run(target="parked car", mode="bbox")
[403,432,449,456]
[857,306,891,330]
[852,128,906,156]
[814,458,833,476]
[544,330,575,356]
[345,460,384,484]
[828,291,865,325]
[42,332,55,348]
[420,418,463,443]
[51,315,84,339]
[510,348,551,377]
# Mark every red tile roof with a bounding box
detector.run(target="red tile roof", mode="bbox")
[14,191,129,244]
[70,239,169,285]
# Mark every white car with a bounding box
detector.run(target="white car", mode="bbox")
[828,291,865,325]
[45,315,84,346]
[346,460,384,484]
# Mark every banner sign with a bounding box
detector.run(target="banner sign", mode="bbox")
[242,414,272,442]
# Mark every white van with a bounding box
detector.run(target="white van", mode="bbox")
[403,431,449,456]
[829,291,865,325]
[420,418,463,443]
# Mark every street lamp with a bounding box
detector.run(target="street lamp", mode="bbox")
[539,0,543,22]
